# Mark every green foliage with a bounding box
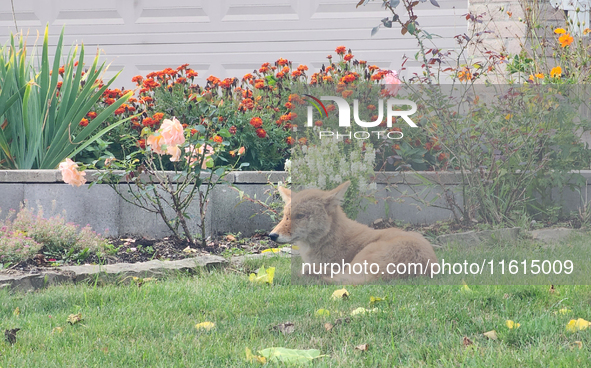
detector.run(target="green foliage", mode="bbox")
[0,25,131,169]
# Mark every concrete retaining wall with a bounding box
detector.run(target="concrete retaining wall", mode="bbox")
[1,170,590,238]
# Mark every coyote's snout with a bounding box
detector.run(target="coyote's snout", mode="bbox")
[269,181,438,284]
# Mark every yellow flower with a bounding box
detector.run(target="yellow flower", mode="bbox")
[559,33,574,47]
[584,28,591,35]
[550,66,562,78]
[566,318,590,332]
[535,73,544,79]
[554,28,566,34]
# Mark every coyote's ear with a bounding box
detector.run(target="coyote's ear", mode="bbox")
[326,181,351,203]
[277,186,292,203]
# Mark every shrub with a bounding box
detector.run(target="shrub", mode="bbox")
[0,203,109,264]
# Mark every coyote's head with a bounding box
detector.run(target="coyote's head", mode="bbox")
[268,181,350,244]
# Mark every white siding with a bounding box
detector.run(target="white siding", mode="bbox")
[1,0,467,89]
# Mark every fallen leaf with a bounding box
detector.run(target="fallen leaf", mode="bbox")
[324,323,333,331]
[4,328,20,344]
[258,347,328,364]
[13,307,20,316]
[331,288,350,300]
[183,246,197,254]
[462,336,473,347]
[262,248,281,254]
[555,308,572,315]
[505,320,520,329]
[335,317,351,325]
[271,322,295,335]
[67,313,83,325]
[369,296,385,306]
[351,307,378,316]
[249,266,275,285]
[315,309,330,317]
[460,281,472,293]
[226,234,237,242]
[195,322,216,331]
[572,341,583,350]
[549,285,556,294]
[245,347,267,364]
[483,330,498,340]
[566,318,590,332]
[355,344,369,351]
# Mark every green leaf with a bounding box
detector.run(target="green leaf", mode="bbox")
[218,128,231,138]
[258,348,328,365]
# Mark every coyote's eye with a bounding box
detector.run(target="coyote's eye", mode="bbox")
[295,213,306,219]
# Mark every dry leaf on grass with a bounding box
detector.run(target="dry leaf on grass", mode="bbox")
[270,322,295,335]
[483,330,498,340]
[566,318,590,332]
[67,313,83,325]
[195,322,216,331]
[183,246,197,254]
[4,328,20,344]
[225,234,237,242]
[324,323,333,332]
[571,341,583,350]
[462,336,473,347]
[505,320,520,329]
[355,344,369,351]
[245,348,267,364]
[331,288,350,300]
[315,309,330,317]
[549,285,556,294]
[249,266,275,285]
[258,347,328,364]
[13,307,20,316]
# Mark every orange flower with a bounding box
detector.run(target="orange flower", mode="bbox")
[238,147,245,155]
[255,81,265,89]
[277,58,289,66]
[137,139,146,149]
[297,65,308,71]
[147,133,166,155]
[342,90,354,98]
[79,118,89,127]
[286,137,294,145]
[457,67,473,82]
[250,117,263,128]
[256,128,267,138]
[335,46,347,55]
[554,28,566,34]
[550,66,562,78]
[559,33,574,47]
[87,111,97,119]
[298,137,307,145]
[213,135,223,143]
[314,120,323,127]
[344,54,354,62]
[153,112,164,122]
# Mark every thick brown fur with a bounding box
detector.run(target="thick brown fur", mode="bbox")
[269,181,438,284]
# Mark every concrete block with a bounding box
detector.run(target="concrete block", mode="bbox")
[0,184,25,220]
[23,184,120,236]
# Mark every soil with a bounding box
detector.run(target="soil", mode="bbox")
[2,232,279,274]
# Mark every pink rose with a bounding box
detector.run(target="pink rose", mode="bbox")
[147,133,166,155]
[160,117,185,146]
[384,70,402,97]
[185,144,214,169]
[59,158,86,187]
[167,145,182,162]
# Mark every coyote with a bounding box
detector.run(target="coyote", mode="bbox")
[269,181,438,284]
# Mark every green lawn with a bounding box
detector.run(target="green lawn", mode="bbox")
[1,242,591,367]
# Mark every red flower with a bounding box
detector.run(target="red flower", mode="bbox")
[114,107,126,115]
[229,126,237,135]
[190,128,197,135]
[138,139,146,149]
[250,117,263,128]
[87,111,97,119]
[256,128,267,138]
[277,58,289,66]
[142,117,155,127]
[335,46,347,55]
[298,137,307,145]
[286,137,294,145]
[213,135,223,143]
[58,67,65,75]
[344,53,354,62]
[79,118,89,127]
[314,120,323,126]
